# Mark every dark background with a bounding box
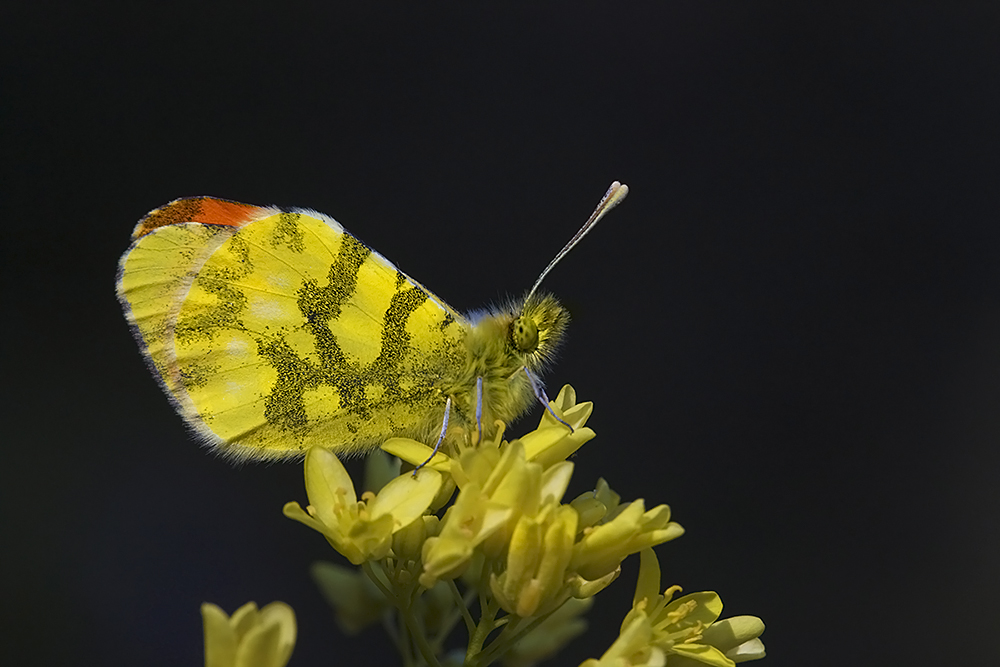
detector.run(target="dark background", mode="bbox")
[4,2,998,665]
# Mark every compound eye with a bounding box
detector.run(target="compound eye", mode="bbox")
[510,316,539,352]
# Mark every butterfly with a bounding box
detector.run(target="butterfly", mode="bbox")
[117,182,628,461]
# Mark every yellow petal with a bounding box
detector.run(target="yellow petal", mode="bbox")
[701,616,766,655]
[657,592,724,629]
[570,495,608,529]
[727,638,766,663]
[304,447,356,528]
[540,461,574,503]
[593,479,621,515]
[633,548,662,609]
[569,568,620,599]
[368,468,442,530]
[520,426,596,468]
[202,603,237,667]
[639,504,672,528]
[345,513,396,560]
[515,579,545,617]
[650,523,685,544]
[235,619,283,667]
[669,643,734,667]
[255,602,296,666]
[454,443,502,488]
[560,400,594,430]
[422,491,512,585]
[487,458,541,529]
[228,602,260,643]
[539,385,594,432]
[546,384,578,417]
[325,533,368,566]
[532,508,577,605]
[281,502,331,537]
[579,500,644,550]
[571,501,685,580]
[420,535,472,585]
[505,516,544,595]
[381,437,452,471]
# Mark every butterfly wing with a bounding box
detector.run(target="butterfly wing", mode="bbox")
[118,197,467,460]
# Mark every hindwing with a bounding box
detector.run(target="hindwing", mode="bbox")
[117,197,467,460]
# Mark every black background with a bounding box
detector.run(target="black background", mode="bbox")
[4,3,999,666]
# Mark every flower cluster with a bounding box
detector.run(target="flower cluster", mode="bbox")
[581,549,765,666]
[272,386,765,666]
[202,601,296,667]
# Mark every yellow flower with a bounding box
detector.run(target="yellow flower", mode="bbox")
[491,502,579,617]
[419,433,583,589]
[571,478,621,530]
[569,497,684,581]
[538,384,594,432]
[283,446,442,565]
[419,480,511,587]
[466,440,577,557]
[626,549,766,666]
[516,385,597,468]
[453,440,543,558]
[202,601,296,667]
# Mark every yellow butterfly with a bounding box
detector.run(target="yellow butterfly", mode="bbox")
[117,182,628,461]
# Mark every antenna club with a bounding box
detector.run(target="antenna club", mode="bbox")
[523,180,630,304]
[604,181,629,209]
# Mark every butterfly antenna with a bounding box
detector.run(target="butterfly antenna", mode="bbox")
[523,181,629,305]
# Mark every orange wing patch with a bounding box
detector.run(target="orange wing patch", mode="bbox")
[131,197,261,239]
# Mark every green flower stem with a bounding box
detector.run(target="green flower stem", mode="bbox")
[465,595,506,667]
[402,581,437,667]
[404,606,441,667]
[380,608,407,667]
[362,559,395,599]
[429,581,477,656]
[476,607,559,667]
[363,561,442,667]
[447,580,477,636]
[397,607,415,667]
[477,563,492,626]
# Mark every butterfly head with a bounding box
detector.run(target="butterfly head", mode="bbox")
[510,293,569,372]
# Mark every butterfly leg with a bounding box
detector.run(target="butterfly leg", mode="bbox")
[523,367,574,432]
[414,396,452,475]
[474,376,484,445]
